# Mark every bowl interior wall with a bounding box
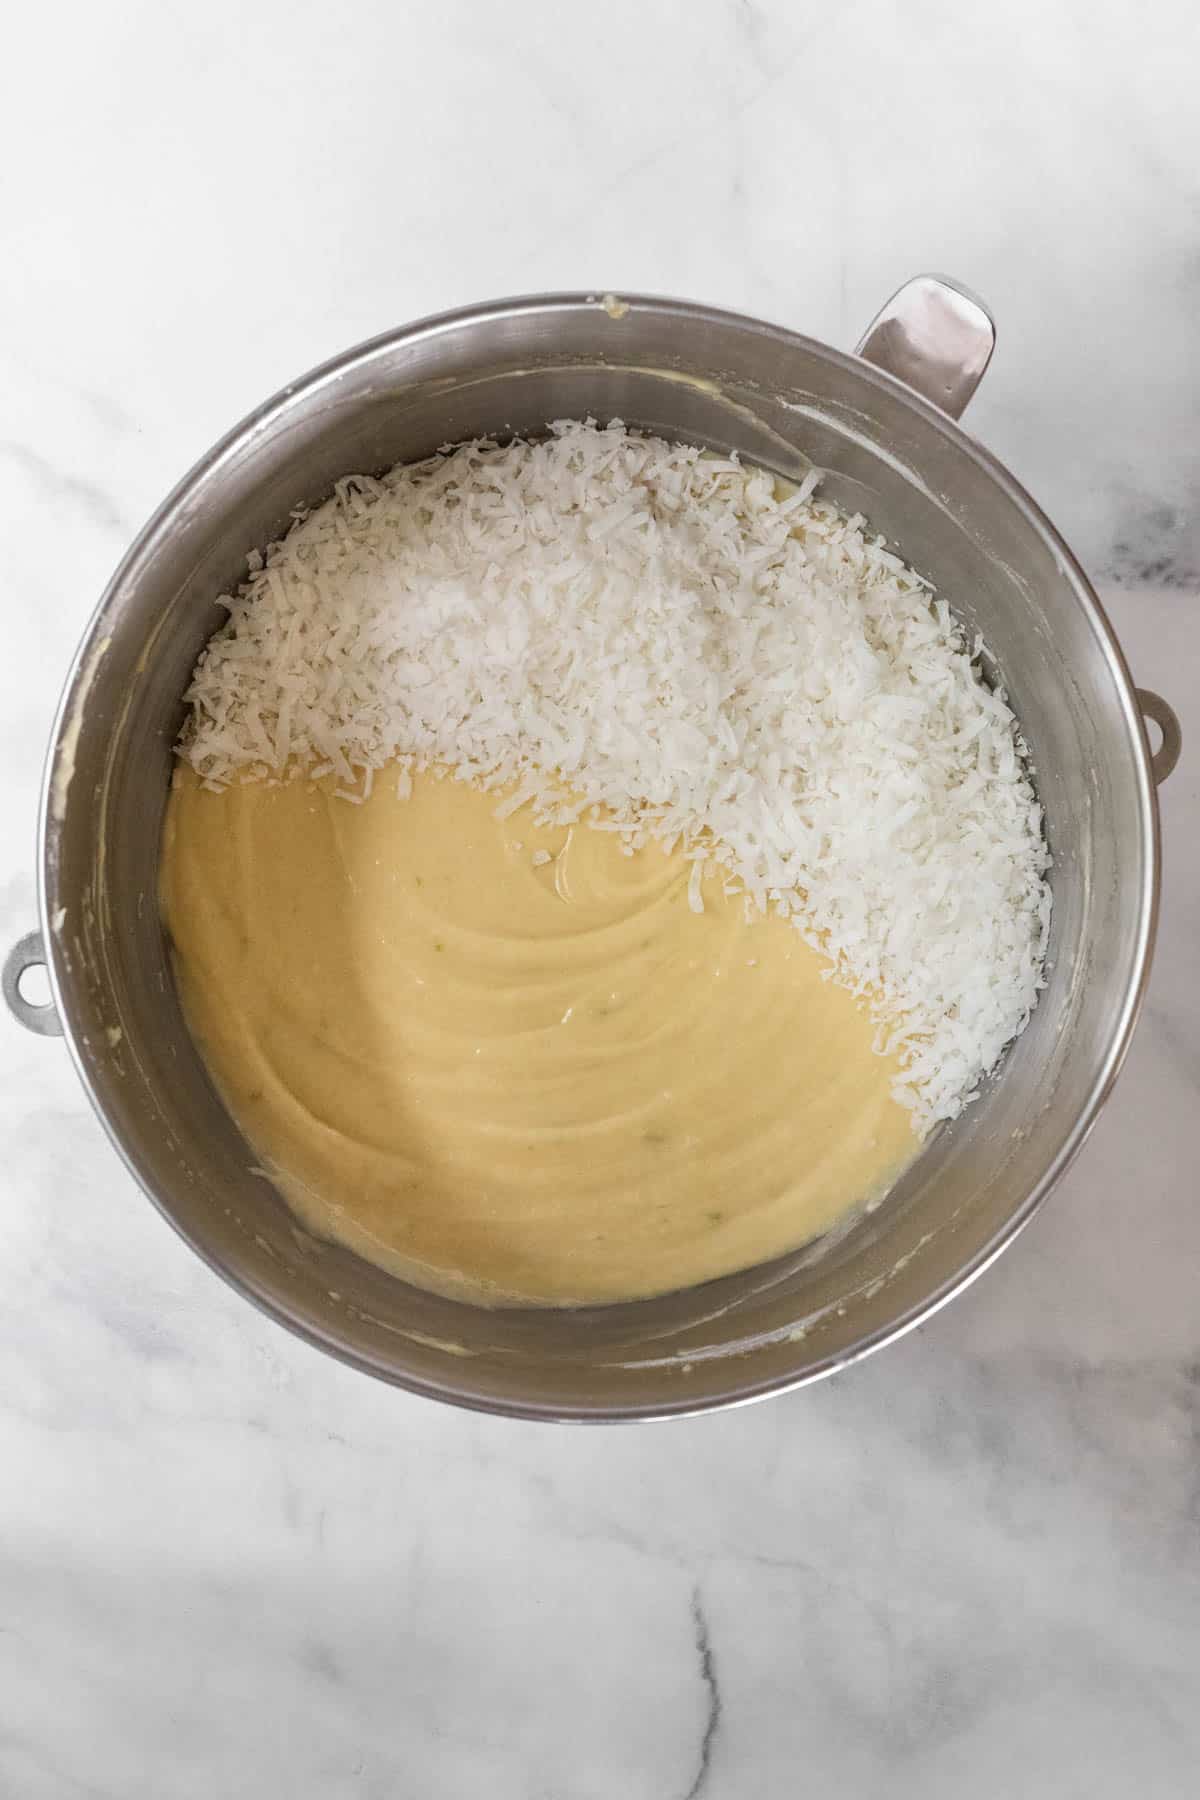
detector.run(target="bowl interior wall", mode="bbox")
[46,301,1149,1415]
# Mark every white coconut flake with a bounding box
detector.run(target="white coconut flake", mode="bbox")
[178,419,1051,1129]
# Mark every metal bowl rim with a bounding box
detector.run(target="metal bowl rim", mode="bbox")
[34,289,1162,1420]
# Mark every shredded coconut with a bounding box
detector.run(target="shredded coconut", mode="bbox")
[179,419,1051,1128]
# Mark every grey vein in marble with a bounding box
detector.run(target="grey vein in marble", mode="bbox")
[685,1587,722,1800]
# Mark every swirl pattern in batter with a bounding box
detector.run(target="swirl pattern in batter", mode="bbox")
[160,765,918,1306]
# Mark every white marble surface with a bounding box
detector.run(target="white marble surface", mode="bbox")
[2,3,1199,1793]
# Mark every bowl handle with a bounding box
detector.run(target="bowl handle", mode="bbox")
[856,274,995,420]
[2,930,63,1036]
[1136,688,1182,785]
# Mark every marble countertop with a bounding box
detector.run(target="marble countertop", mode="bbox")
[2,3,1199,1793]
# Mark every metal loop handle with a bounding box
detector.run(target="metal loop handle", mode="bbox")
[2,930,63,1036]
[1136,689,1182,786]
[856,274,995,420]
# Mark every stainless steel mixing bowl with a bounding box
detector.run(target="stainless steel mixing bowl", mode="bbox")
[3,276,1182,1419]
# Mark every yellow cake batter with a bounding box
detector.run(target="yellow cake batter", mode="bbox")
[160,766,918,1306]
